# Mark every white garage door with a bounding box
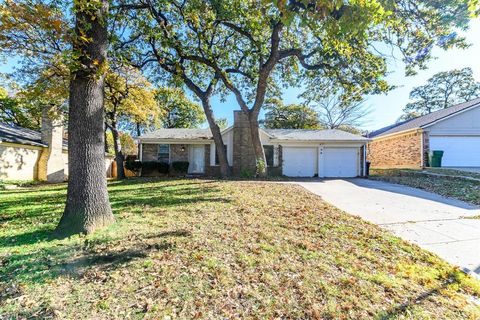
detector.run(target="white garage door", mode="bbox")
[323,147,358,178]
[429,136,480,167]
[282,147,317,177]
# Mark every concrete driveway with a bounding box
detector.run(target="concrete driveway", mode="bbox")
[295,179,480,278]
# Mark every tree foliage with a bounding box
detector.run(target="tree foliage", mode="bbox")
[105,65,157,179]
[155,87,205,128]
[0,87,42,129]
[215,117,228,130]
[105,66,158,130]
[262,99,321,129]
[403,67,480,117]
[121,0,472,176]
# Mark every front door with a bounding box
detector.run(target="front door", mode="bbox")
[188,145,205,174]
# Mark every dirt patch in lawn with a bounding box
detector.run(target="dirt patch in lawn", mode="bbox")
[1,178,479,319]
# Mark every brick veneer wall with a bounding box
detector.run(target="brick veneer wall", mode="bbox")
[170,144,188,162]
[367,131,423,168]
[141,144,188,162]
[142,144,158,161]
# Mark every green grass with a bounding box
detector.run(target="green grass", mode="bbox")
[423,168,480,180]
[1,178,480,319]
[370,169,480,206]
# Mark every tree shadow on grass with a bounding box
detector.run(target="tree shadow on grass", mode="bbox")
[1,179,229,248]
[378,272,462,319]
[0,228,55,248]
[0,228,192,291]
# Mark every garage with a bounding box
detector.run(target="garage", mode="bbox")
[282,147,317,177]
[322,147,359,178]
[429,136,480,167]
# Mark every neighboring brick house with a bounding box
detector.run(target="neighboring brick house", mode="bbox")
[0,107,114,182]
[367,98,480,169]
[138,111,369,177]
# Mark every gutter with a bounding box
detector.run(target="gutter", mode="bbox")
[268,139,370,143]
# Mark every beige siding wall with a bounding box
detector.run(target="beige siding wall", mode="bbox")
[367,131,423,169]
[1,144,113,181]
[427,105,480,135]
[0,144,42,180]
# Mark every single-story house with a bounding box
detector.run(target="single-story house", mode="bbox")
[0,108,114,182]
[367,98,480,168]
[138,111,369,177]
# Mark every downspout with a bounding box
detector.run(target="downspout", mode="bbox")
[420,130,424,169]
[139,142,143,177]
[363,145,367,177]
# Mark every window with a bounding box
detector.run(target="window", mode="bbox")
[157,144,170,163]
[215,145,228,165]
[263,145,274,167]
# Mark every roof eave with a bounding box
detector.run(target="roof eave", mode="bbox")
[0,139,47,148]
[138,138,213,143]
[370,128,421,140]
[269,138,370,143]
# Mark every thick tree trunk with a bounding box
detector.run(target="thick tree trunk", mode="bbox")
[104,125,109,153]
[201,97,230,177]
[111,123,126,180]
[56,0,114,236]
[136,122,141,137]
[248,112,267,178]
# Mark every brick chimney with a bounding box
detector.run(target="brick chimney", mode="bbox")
[232,110,257,175]
[37,105,65,182]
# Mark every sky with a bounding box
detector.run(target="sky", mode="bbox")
[1,20,479,132]
[209,19,480,131]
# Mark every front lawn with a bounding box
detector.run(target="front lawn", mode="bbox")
[1,179,479,319]
[424,168,480,180]
[370,169,480,206]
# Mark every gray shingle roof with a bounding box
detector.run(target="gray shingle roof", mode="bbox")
[140,128,213,140]
[0,122,47,147]
[369,97,480,138]
[264,128,368,141]
[0,122,68,148]
[139,127,368,142]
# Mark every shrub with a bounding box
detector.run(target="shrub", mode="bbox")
[240,169,254,178]
[125,155,138,161]
[125,160,142,172]
[142,161,170,174]
[172,161,189,173]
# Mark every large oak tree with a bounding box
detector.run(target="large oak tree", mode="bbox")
[0,0,116,235]
[56,0,115,235]
[401,67,480,120]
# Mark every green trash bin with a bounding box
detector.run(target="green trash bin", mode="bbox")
[429,150,444,167]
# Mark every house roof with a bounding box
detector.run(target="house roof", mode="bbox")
[0,122,48,147]
[264,129,368,141]
[139,127,368,142]
[0,122,69,149]
[369,97,480,138]
[139,128,213,140]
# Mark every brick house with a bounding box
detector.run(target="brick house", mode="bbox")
[367,98,480,169]
[138,111,369,177]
